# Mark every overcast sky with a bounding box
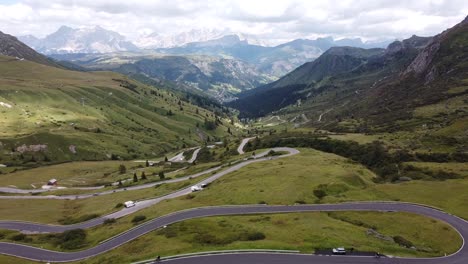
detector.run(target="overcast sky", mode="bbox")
[0,0,467,44]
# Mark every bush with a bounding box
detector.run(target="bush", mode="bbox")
[313,189,327,199]
[393,235,413,248]
[10,233,31,242]
[132,215,146,223]
[104,218,116,224]
[246,231,266,241]
[118,164,126,174]
[59,229,87,250]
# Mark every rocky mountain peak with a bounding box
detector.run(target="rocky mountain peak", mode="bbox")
[18,25,139,54]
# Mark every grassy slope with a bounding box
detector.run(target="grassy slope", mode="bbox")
[0,55,233,167]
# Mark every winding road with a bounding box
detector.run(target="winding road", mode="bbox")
[0,147,299,230]
[0,148,207,199]
[0,140,467,263]
[0,203,467,263]
[237,137,254,154]
[0,147,203,195]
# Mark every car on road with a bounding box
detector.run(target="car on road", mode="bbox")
[332,247,346,255]
[124,201,136,208]
[191,185,202,192]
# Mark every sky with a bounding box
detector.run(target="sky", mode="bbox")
[0,0,467,45]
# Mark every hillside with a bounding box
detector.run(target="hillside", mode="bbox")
[0,55,233,167]
[0,31,59,67]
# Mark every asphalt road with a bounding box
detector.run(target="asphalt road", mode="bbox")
[0,147,299,231]
[0,203,466,263]
[237,137,255,154]
[0,166,221,199]
[0,148,202,195]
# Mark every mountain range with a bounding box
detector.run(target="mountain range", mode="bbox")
[19,26,139,54]
[18,25,392,77]
[49,52,274,102]
[135,28,268,48]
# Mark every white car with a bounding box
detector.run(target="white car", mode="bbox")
[124,201,136,208]
[191,185,202,192]
[332,247,346,255]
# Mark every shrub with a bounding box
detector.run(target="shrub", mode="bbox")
[11,233,31,242]
[118,164,126,174]
[246,231,266,241]
[313,189,327,199]
[132,215,146,223]
[393,235,413,248]
[104,218,116,224]
[59,229,87,250]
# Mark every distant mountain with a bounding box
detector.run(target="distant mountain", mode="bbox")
[135,28,267,49]
[229,16,468,139]
[0,30,59,67]
[159,35,392,77]
[19,26,139,54]
[50,52,274,102]
[229,46,386,116]
[228,34,437,118]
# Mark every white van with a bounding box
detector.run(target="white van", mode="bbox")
[332,247,346,255]
[124,201,136,208]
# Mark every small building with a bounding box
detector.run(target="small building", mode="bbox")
[47,179,58,186]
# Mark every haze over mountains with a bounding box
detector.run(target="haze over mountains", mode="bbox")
[19,25,392,54]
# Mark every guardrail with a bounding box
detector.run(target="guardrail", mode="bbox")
[131,249,301,264]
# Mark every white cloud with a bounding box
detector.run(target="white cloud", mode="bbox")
[0,0,467,44]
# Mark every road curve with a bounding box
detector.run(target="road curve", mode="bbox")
[0,202,467,263]
[0,148,299,231]
[237,137,255,154]
[187,148,201,163]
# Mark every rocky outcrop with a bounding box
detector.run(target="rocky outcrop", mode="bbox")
[403,15,468,82]
[385,35,432,55]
